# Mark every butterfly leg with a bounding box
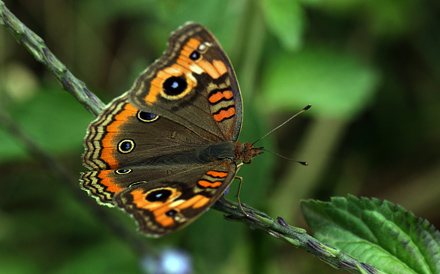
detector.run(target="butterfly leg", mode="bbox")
[235,176,250,218]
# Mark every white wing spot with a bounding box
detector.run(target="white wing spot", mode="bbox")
[186,72,198,83]
[189,64,204,74]
[169,200,184,207]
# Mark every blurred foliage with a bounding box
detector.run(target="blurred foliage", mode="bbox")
[0,0,439,273]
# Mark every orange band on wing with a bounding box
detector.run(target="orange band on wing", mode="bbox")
[100,103,138,169]
[144,62,197,105]
[198,180,222,188]
[213,60,227,75]
[129,189,208,228]
[97,170,125,194]
[213,107,235,122]
[156,215,174,227]
[130,189,154,209]
[130,188,211,228]
[185,38,202,50]
[153,195,209,227]
[176,195,210,210]
[208,90,233,104]
[206,171,228,178]
[145,68,188,104]
[193,196,210,208]
[131,189,180,210]
[198,59,221,79]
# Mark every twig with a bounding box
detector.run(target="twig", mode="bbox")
[0,1,104,116]
[212,198,383,274]
[0,2,382,273]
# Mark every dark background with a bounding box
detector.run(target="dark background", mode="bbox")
[1,0,439,273]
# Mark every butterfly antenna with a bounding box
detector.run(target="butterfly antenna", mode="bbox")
[252,104,311,146]
[261,148,308,166]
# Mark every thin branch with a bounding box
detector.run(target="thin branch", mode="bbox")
[212,198,383,274]
[0,2,382,273]
[0,1,104,116]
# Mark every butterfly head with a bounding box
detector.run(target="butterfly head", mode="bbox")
[236,142,263,165]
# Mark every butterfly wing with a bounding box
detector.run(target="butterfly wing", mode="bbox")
[81,149,236,237]
[129,22,243,142]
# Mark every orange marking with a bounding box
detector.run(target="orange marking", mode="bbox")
[208,90,233,104]
[206,171,228,178]
[213,107,235,122]
[132,193,211,228]
[142,38,205,105]
[186,38,201,50]
[174,63,191,74]
[156,214,174,227]
[176,196,201,210]
[97,170,124,194]
[178,53,193,62]
[164,65,189,76]
[182,45,195,54]
[153,205,176,228]
[213,60,227,75]
[154,203,175,216]
[144,64,197,104]
[131,189,180,210]
[176,57,193,70]
[185,38,201,49]
[131,189,159,210]
[157,215,175,227]
[144,70,178,104]
[142,39,203,105]
[104,120,125,133]
[209,92,223,104]
[99,150,117,168]
[194,196,210,208]
[131,189,150,208]
[131,189,183,228]
[176,195,210,210]
[151,207,175,227]
[198,60,220,78]
[198,180,222,188]
[100,103,137,169]
[153,207,174,227]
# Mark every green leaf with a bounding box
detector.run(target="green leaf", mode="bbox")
[260,47,379,121]
[301,195,440,274]
[260,0,305,50]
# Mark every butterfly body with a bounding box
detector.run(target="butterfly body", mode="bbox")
[81,23,262,237]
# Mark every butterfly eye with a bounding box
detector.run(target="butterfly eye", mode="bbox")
[189,50,201,61]
[118,139,135,153]
[137,111,159,122]
[166,209,177,216]
[115,169,132,174]
[163,76,188,96]
[146,189,172,202]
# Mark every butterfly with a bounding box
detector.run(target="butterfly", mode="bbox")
[80,22,262,237]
